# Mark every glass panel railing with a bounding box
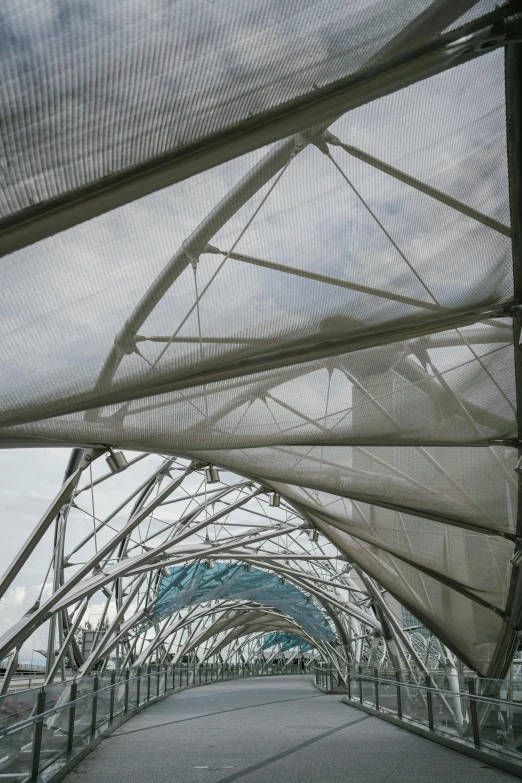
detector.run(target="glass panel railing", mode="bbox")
[0,722,34,780]
[0,687,40,731]
[377,677,397,714]
[315,663,522,776]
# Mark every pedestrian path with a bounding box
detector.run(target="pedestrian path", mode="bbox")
[64,676,516,783]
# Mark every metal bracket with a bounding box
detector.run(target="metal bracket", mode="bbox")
[183,242,200,270]
[445,20,509,55]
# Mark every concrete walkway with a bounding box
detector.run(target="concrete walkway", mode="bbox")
[64,676,516,783]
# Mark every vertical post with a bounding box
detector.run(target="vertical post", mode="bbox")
[179,665,182,687]
[347,665,351,700]
[486,31,522,682]
[164,665,168,693]
[358,665,363,704]
[124,668,129,713]
[109,671,116,724]
[1,649,19,697]
[199,664,202,684]
[136,666,141,705]
[468,679,481,749]
[172,664,176,690]
[91,675,99,736]
[396,671,402,719]
[374,667,379,711]
[425,674,434,731]
[147,664,151,700]
[156,666,160,697]
[67,681,77,754]
[31,690,46,782]
[329,666,334,693]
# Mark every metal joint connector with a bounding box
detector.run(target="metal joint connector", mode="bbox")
[182,241,200,269]
[446,22,507,55]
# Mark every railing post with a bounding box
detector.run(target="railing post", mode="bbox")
[358,665,363,704]
[347,665,351,700]
[109,671,116,723]
[164,665,168,693]
[91,674,99,736]
[147,664,151,700]
[67,681,77,754]
[136,666,141,705]
[31,689,46,782]
[468,679,481,749]
[179,665,183,687]
[156,665,160,697]
[395,671,402,719]
[329,666,334,693]
[374,667,379,711]
[425,674,434,731]
[124,668,130,713]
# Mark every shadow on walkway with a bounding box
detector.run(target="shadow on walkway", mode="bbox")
[65,676,516,783]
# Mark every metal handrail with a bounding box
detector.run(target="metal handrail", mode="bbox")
[0,661,307,783]
[344,671,522,709]
[313,663,522,776]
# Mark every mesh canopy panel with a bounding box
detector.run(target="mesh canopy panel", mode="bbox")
[0,51,511,430]
[189,445,517,534]
[262,633,313,652]
[314,518,506,673]
[0,322,515,451]
[151,562,336,642]
[276,485,514,610]
[0,0,497,226]
[0,3,518,678]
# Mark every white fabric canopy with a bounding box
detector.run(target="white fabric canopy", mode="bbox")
[0,0,520,676]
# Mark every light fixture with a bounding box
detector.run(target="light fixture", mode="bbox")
[105,448,128,474]
[269,492,281,507]
[205,466,220,484]
[206,560,214,569]
[312,530,319,543]
[306,595,313,604]
[280,577,286,585]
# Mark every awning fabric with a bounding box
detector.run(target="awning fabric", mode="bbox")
[0,0,520,676]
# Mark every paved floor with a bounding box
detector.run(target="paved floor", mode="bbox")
[65,676,517,783]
